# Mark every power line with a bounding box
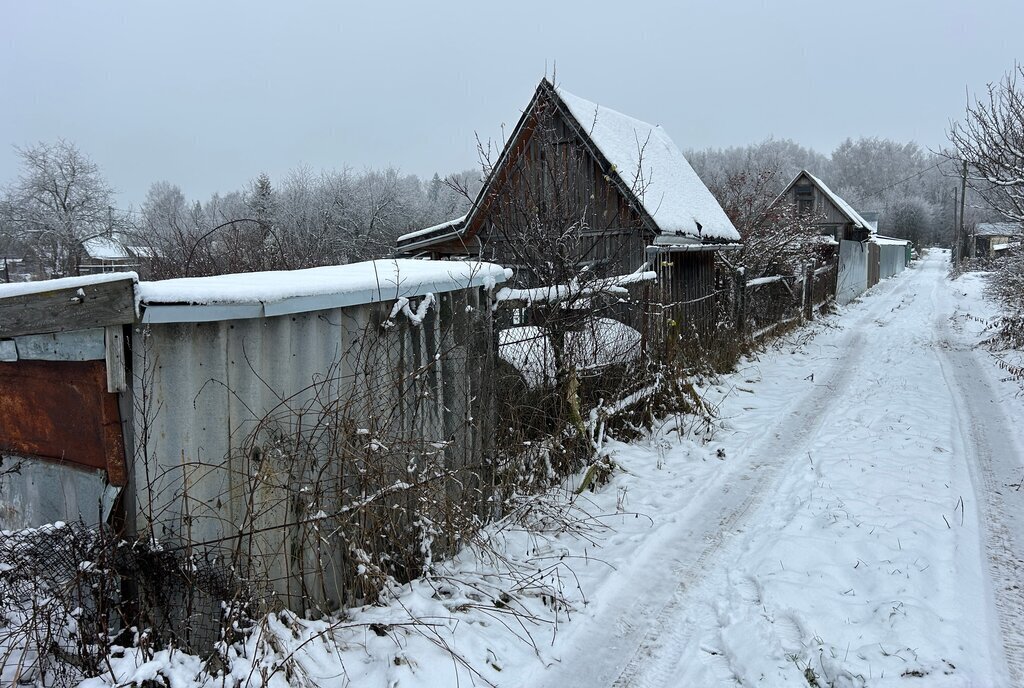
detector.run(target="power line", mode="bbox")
[860,160,947,200]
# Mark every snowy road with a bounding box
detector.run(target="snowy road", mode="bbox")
[526,251,1024,687]
[79,252,1023,688]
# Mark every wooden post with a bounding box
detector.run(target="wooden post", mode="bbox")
[803,260,816,322]
[734,268,746,340]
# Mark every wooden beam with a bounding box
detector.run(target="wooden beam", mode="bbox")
[0,276,136,338]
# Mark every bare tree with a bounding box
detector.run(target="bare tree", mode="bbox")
[702,157,824,276]
[1,140,118,277]
[949,64,1024,224]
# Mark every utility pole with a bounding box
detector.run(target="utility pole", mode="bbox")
[959,160,968,262]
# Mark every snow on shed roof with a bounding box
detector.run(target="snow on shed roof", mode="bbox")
[801,171,874,232]
[555,87,740,242]
[82,236,130,260]
[397,215,467,245]
[975,222,1022,237]
[870,236,911,246]
[0,272,139,300]
[138,259,509,323]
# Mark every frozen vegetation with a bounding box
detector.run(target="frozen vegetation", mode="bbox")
[12,250,1007,687]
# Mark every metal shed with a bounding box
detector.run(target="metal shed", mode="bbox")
[0,260,507,607]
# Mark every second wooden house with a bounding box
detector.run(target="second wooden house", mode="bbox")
[396,78,741,342]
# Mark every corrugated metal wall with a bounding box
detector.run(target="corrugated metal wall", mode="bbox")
[132,287,493,608]
[878,245,906,279]
[837,240,868,304]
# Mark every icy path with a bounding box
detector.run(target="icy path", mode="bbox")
[525,251,1024,688]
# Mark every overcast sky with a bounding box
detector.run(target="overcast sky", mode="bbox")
[2,0,1022,207]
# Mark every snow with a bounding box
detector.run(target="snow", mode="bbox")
[804,170,876,232]
[0,271,138,299]
[526,249,1022,687]
[870,236,911,246]
[81,236,130,260]
[396,214,467,245]
[27,252,1024,687]
[555,86,740,243]
[138,259,507,307]
[975,222,1022,237]
[498,317,642,387]
[494,269,657,305]
[745,274,786,287]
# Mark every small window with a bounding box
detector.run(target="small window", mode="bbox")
[795,184,814,214]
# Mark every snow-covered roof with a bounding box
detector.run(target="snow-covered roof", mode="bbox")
[975,222,1022,237]
[397,80,740,251]
[499,317,642,388]
[129,245,159,258]
[0,272,138,300]
[870,236,911,247]
[397,215,467,245]
[138,259,509,323]
[82,236,131,260]
[555,87,740,242]
[801,171,874,232]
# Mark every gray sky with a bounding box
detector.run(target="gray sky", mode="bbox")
[2,0,1022,207]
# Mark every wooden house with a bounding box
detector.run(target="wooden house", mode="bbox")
[974,222,1021,258]
[773,170,874,245]
[78,235,159,277]
[396,78,741,339]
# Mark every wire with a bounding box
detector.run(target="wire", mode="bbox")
[859,160,947,200]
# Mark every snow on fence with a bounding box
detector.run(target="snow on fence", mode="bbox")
[739,259,838,342]
[0,260,510,649]
[134,261,513,623]
[0,253,846,678]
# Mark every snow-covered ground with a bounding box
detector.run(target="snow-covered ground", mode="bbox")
[527,249,1024,688]
[81,250,1024,687]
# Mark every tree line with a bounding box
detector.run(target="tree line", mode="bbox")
[0,144,480,280]
[0,94,1016,281]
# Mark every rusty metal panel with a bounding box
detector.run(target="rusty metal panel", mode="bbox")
[867,242,881,287]
[0,359,126,485]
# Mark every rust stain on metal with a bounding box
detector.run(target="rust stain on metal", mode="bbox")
[0,360,126,485]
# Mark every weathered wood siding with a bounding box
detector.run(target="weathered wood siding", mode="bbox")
[475,99,652,285]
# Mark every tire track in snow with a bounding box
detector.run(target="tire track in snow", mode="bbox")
[606,279,922,688]
[935,309,1024,685]
[528,270,918,688]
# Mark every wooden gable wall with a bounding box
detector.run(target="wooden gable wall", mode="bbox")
[430,90,653,286]
[781,172,858,240]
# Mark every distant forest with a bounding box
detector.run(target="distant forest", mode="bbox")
[0,134,991,279]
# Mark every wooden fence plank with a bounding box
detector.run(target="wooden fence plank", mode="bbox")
[0,277,136,338]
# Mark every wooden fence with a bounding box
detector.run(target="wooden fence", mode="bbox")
[736,259,838,342]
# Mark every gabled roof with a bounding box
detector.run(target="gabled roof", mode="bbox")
[397,215,466,246]
[397,79,739,252]
[555,87,738,241]
[975,222,1022,237]
[777,170,874,232]
[82,236,131,260]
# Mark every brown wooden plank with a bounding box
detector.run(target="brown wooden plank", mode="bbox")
[0,276,136,338]
[0,359,127,485]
